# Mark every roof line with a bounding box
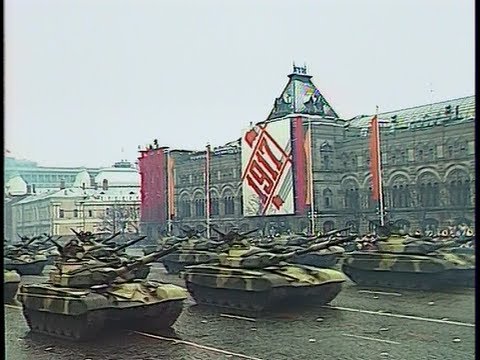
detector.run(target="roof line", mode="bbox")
[378,95,475,116]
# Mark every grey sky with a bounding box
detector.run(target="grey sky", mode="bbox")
[5,0,474,168]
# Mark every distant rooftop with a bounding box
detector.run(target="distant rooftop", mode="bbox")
[348,95,475,129]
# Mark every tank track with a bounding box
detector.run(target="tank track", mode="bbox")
[22,300,184,341]
[22,307,104,341]
[4,283,19,303]
[186,282,342,312]
[125,300,184,331]
[342,265,475,290]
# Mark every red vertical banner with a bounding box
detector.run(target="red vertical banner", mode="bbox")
[369,115,380,201]
[304,126,312,206]
[292,116,307,214]
[167,153,175,219]
[138,148,167,224]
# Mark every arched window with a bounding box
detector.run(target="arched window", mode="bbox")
[345,221,359,232]
[367,187,375,208]
[210,197,219,216]
[390,175,411,208]
[223,193,235,215]
[447,170,470,207]
[342,180,360,209]
[194,197,205,217]
[180,197,191,218]
[73,209,79,218]
[320,142,333,170]
[323,188,333,208]
[102,179,109,190]
[323,221,335,233]
[418,173,440,207]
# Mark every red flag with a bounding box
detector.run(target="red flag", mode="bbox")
[369,115,381,201]
[304,127,312,206]
[167,153,175,218]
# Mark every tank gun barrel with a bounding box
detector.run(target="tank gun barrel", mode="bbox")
[47,237,65,252]
[113,244,182,278]
[100,232,122,243]
[269,235,356,262]
[112,235,147,253]
[318,227,353,239]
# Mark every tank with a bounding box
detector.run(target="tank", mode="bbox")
[288,228,352,268]
[17,245,188,341]
[184,232,351,312]
[159,227,234,274]
[50,235,151,279]
[4,236,49,275]
[4,270,21,303]
[342,231,475,290]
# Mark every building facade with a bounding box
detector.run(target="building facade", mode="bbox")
[139,66,475,238]
[4,156,101,192]
[8,161,141,239]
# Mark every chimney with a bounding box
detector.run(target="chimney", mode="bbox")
[60,179,66,190]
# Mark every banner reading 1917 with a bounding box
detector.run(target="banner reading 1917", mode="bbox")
[241,119,295,216]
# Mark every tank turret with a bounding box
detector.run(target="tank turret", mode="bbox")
[49,244,181,287]
[286,227,352,246]
[85,235,147,258]
[215,235,356,269]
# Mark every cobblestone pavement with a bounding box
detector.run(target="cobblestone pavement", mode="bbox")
[5,256,475,360]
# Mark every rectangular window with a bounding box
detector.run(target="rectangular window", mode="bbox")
[88,210,93,217]
[59,209,65,218]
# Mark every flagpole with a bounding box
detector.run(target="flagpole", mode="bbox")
[308,118,315,234]
[375,106,385,226]
[166,149,173,235]
[205,144,211,239]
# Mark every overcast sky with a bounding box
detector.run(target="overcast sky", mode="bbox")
[5,0,474,168]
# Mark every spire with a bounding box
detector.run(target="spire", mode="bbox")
[267,64,339,120]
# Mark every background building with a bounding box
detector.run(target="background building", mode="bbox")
[4,156,101,192]
[8,160,141,239]
[138,66,474,238]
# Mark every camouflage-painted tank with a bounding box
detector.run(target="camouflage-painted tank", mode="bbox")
[254,228,351,268]
[184,232,351,312]
[4,269,21,303]
[342,231,475,290]
[4,235,49,275]
[159,227,234,274]
[49,235,151,280]
[17,245,188,341]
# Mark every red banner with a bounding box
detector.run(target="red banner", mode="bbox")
[138,148,167,223]
[292,117,308,214]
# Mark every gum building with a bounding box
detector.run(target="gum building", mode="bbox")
[139,66,475,239]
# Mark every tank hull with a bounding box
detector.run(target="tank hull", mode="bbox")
[17,282,187,341]
[342,265,474,290]
[342,251,475,290]
[162,252,219,274]
[4,259,48,275]
[291,253,339,268]
[184,264,345,312]
[4,282,20,303]
[186,282,342,312]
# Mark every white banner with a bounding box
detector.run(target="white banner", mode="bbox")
[241,119,294,216]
